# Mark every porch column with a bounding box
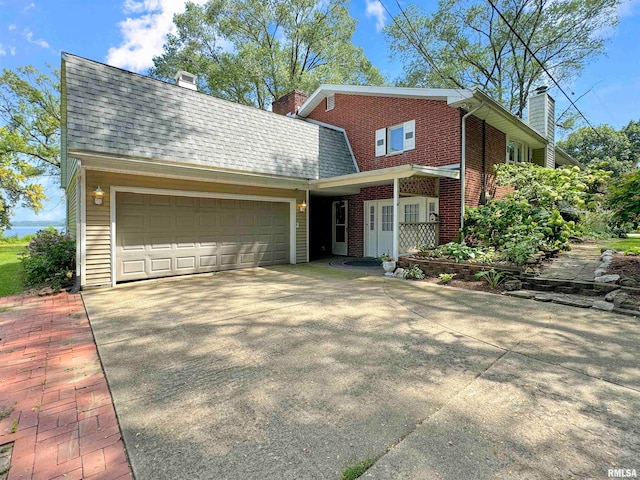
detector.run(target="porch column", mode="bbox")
[393,177,399,261]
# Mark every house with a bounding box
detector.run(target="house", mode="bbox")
[61,54,577,289]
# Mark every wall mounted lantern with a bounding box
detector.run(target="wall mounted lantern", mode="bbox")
[92,186,104,205]
[298,200,307,213]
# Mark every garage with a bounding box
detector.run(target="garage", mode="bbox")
[115,191,291,282]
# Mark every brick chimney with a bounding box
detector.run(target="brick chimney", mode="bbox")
[272,90,308,116]
[527,86,555,168]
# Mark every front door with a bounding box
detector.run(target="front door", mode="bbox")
[365,200,393,257]
[332,200,348,255]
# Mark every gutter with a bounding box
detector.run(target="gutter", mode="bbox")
[460,103,483,235]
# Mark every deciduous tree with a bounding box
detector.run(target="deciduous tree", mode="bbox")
[151,0,384,109]
[385,0,621,118]
[0,65,59,230]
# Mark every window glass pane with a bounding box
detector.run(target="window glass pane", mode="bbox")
[335,201,345,225]
[388,126,404,153]
[370,206,375,231]
[404,204,419,222]
[508,141,515,163]
[382,205,393,231]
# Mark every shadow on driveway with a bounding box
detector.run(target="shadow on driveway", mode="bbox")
[82,266,640,480]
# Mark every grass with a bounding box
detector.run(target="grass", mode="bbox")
[342,458,376,480]
[603,237,640,252]
[0,243,27,297]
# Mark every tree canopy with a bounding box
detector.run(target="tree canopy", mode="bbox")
[0,65,59,230]
[385,0,621,118]
[557,123,639,177]
[151,0,384,109]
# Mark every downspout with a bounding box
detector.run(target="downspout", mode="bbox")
[460,103,483,236]
[481,120,487,204]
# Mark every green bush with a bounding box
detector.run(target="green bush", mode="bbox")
[420,242,495,264]
[464,200,573,265]
[405,264,425,280]
[21,228,75,289]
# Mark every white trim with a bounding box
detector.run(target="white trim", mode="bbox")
[311,164,459,190]
[79,166,87,288]
[109,186,298,287]
[301,118,360,173]
[392,178,399,261]
[305,189,310,263]
[75,163,81,279]
[298,84,473,117]
[72,151,310,189]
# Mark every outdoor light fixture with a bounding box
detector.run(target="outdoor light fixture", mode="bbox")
[298,200,307,213]
[92,186,104,205]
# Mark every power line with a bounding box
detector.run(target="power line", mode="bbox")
[377,0,466,91]
[485,0,604,140]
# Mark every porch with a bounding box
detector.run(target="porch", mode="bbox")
[308,164,459,260]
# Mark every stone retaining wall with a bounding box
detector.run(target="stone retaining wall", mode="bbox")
[398,257,522,281]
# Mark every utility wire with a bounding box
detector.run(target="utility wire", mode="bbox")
[377,0,467,91]
[486,0,604,140]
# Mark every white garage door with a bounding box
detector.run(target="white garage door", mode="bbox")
[116,192,290,282]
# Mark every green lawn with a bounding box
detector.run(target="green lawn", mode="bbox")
[603,236,640,252]
[0,244,26,297]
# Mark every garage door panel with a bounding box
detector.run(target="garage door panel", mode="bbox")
[116,193,291,282]
[150,258,171,272]
[177,216,196,228]
[200,255,217,267]
[176,256,196,270]
[199,235,217,247]
[122,259,145,274]
[150,195,171,206]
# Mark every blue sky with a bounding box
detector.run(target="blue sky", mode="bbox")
[1,0,638,222]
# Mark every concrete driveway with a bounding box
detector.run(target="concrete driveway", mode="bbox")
[82,265,640,480]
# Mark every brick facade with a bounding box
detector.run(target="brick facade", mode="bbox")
[304,92,511,255]
[272,90,308,116]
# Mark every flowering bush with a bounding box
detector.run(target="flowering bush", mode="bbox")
[21,228,75,289]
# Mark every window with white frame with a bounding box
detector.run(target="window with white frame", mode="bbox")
[381,205,394,231]
[326,94,335,111]
[369,205,375,231]
[375,120,416,156]
[404,204,419,223]
[506,139,530,164]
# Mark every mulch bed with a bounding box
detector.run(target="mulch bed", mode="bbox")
[420,276,503,294]
[608,254,640,281]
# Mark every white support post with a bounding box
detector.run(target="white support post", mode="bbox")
[393,177,399,261]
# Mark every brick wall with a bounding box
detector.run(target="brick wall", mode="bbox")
[306,94,462,171]
[306,93,512,251]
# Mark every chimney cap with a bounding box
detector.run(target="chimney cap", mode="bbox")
[533,85,548,95]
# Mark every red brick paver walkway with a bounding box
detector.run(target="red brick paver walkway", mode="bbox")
[0,293,132,480]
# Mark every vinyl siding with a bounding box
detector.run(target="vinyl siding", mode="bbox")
[84,170,307,287]
[66,172,78,237]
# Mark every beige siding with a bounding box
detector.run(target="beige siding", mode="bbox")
[66,172,78,237]
[84,170,308,287]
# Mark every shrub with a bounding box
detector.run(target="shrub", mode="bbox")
[420,242,495,264]
[438,273,455,284]
[405,264,425,280]
[21,228,75,289]
[474,269,506,289]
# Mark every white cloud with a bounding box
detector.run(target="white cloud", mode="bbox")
[107,0,207,72]
[365,0,387,32]
[9,24,16,31]
[22,1,35,13]
[23,28,49,48]
[0,44,5,56]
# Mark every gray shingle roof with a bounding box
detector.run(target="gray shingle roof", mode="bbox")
[62,54,356,180]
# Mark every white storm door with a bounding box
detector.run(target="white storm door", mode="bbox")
[378,201,394,257]
[332,200,348,255]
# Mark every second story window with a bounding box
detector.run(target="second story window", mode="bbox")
[375,120,416,157]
